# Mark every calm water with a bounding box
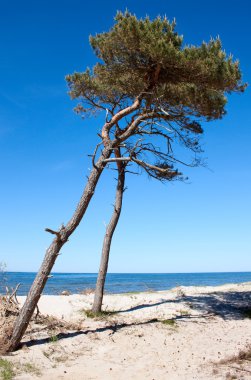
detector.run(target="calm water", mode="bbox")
[1,272,251,296]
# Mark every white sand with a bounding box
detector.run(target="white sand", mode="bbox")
[3,282,251,379]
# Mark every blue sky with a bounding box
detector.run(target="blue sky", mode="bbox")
[0,0,250,273]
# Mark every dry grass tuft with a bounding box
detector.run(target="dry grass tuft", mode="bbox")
[219,345,251,365]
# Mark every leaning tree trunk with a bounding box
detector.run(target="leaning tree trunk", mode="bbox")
[92,162,125,313]
[3,96,142,353]
[4,145,112,353]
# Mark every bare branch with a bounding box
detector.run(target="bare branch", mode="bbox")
[9,283,21,305]
[84,94,110,113]
[35,305,40,319]
[124,169,139,175]
[168,155,201,168]
[45,228,61,239]
[91,142,103,169]
[159,107,170,117]
[103,157,131,163]
[131,157,180,181]
[105,108,110,123]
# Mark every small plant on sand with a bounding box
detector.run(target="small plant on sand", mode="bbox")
[83,309,116,320]
[0,358,14,380]
[161,319,177,327]
[22,362,41,376]
[49,335,59,343]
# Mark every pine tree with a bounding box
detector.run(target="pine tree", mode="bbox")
[67,12,246,313]
[3,11,246,353]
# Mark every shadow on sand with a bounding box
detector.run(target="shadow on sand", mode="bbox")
[23,290,251,349]
[120,290,251,320]
[24,318,159,348]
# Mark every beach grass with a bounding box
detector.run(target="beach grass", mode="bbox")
[49,335,59,343]
[0,358,14,380]
[22,362,41,376]
[161,319,177,326]
[83,309,117,319]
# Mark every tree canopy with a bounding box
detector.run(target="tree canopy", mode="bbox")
[67,12,245,119]
[66,11,246,181]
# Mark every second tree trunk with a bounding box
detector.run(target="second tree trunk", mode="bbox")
[92,164,125,313]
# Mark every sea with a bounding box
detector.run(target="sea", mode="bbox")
[1,272,251,296]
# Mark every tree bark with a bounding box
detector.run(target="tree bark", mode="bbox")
[4,145,112,353]
[92,162,125,313]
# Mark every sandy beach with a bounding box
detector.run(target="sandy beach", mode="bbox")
[1,282,251,379]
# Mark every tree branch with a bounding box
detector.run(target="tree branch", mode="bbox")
[101,96,141,143]
[103,157,131,163]
[91,142,103,168]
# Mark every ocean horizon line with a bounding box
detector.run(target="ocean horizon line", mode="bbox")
[5,270,251,275]
[2,271,251,296]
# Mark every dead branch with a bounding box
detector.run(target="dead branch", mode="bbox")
[91,141,103,169]
[45,228,61,239]
[103,157,131,163]
[131,157,174,176]
[159,107,170,117]
[124,169,139,175]
[9,283,21,305]
[35,305,40,319]
[2,283,21,317]
[105,108,110,123]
